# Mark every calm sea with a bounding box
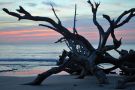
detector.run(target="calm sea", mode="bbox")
[0,44,69,60]
[0,44,134,60]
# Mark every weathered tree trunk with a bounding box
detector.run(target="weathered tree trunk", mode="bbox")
[25,66,68,85]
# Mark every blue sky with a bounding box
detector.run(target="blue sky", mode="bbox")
[0,0,135,44]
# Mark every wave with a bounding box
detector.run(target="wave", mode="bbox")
[0,58,57,62]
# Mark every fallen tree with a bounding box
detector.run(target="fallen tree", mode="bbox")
[3,0,135,88]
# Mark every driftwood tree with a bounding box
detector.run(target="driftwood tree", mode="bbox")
[3,0,135,88]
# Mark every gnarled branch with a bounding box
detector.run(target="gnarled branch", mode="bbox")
[3,6,72,36]
[87,0,104,49]
[87,0,104,34]
[115,8,135,28]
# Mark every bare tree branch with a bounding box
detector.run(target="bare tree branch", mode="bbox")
[102,8,135,50]
[39,24,57,31]
[101,14,122,51]
[110,28,122,49]
[87,0,104,49]
[55,37,65,43]
[103,14,112,25]
[87,0,104,34]
[2,6,72,36]
[3,8,22,20]
[3,7,57,26]
[50,4,62,25]
[73,4,78,34]
[16,6,31,16]
[115,8,135,28]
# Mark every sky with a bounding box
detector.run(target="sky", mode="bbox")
[0,0,135,45]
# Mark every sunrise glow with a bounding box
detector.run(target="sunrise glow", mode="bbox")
[0,0,135,44]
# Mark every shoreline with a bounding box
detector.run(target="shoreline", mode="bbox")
[0,61,119,76]
[0,60,57,73]
[0,65,69,77]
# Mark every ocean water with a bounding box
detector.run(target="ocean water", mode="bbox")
[0,44,134,76]
[0,44,134,60]
[0,44,69,60]
[0,44,69,75]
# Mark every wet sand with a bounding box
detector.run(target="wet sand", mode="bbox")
[0,75,135,90]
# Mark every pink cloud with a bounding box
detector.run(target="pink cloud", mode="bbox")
[0,28,62,43]
[0,26,135,44]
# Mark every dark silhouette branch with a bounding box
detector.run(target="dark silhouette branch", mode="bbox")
[54,37,65,43]
[87,0,104,49]
[39,24,57,31]
[73,4,78,34]
[102,16,122,51]
[115,8,135,28]
[87,0,104,34]
[2,6,72,36]
[111,28,122,49]
[87,0,134,53]
[3,7,57,27]
[50,4,62,25]
[3,7,55,24]
[103,14,113,25]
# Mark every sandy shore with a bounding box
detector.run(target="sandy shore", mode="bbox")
[0,75,135,90]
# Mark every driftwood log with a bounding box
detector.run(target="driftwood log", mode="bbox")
[115,50,135,89]
[3,0,135,88]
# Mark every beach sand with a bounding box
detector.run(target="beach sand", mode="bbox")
[0,75,135,90]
